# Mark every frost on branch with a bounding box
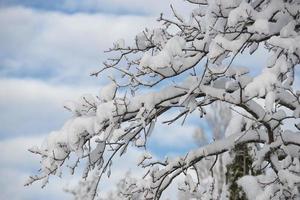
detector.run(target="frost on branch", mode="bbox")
[28,0,300,199]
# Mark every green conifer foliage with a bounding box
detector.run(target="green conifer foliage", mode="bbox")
[226,144,260,200]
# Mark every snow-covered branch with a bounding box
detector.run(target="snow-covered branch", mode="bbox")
[27,0,300,199]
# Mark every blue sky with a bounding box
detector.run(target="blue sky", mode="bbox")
[0,0,170,15]
[0,1,299,200]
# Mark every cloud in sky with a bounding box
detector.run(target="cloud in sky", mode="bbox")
[0,78,97,137]
[0,6,157,85]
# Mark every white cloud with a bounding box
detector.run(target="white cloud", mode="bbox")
[0,2,196,84]
[0,136,43,168]
[0,78,99,136]
[0,78,97,105]
[0,6,156,84]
